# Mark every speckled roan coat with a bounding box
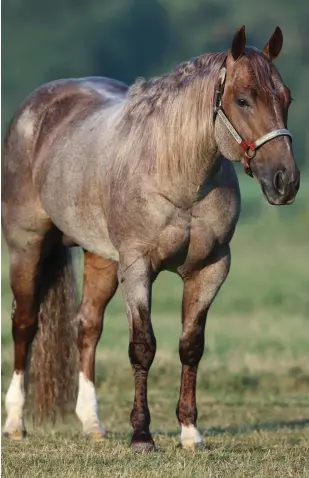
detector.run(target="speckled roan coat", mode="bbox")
[2,26,299,447]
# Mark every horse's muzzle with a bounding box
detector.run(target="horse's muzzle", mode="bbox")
[260,167,300,205]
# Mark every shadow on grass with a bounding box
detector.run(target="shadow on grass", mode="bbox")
[150,418,309,438]
[101,418,309,442]
[204,418,309,436]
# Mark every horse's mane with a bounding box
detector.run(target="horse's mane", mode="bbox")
[115,48,275,180]
[127,52,226,116]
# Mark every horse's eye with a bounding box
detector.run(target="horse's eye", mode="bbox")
[237,98,250,108]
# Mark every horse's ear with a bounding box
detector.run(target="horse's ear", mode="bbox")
[231,25,246,61]
[263,26,283,61]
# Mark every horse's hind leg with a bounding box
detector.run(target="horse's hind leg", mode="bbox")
[177,245,231,448]
[76,251,118,439]
[3,239,47,439]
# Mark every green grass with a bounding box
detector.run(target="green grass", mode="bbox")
[1,179,309,476]
[2,310,309,477]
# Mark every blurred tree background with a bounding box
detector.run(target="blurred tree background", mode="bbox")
[2,0,309,168]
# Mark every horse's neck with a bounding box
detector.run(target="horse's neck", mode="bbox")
[112,58,222,201]
[155,110,219,203]
[152,71,219,198]
[155,151,221,207]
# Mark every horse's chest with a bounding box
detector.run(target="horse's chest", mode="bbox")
[155,190,240,272]
[153,216,218,272]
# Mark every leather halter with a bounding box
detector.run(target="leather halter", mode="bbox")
[213,66,292,177]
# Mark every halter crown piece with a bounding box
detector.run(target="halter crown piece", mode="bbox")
[213,66,292,177]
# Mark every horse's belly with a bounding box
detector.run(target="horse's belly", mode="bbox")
[59,216,119,261]
[41,196,119,260]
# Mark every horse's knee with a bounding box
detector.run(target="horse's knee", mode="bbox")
[128,303,156,370]
[124,284,155,370]
[129,325,156,370]
[179,323,205,367]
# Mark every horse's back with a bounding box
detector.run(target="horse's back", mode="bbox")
[1,77,128,251]
[4,76,128,160]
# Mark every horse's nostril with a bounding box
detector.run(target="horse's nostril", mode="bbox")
[273,170,285,195]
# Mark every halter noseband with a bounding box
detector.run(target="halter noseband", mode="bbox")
[213,66,292,177]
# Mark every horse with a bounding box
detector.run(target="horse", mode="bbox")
[2,25,300,449]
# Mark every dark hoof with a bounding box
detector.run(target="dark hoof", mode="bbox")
[131,441,159,453]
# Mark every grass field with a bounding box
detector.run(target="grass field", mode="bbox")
[1,176,309,477]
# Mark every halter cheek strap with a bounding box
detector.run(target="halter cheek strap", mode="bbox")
[213,67,292,178]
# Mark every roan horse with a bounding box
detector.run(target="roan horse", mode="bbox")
[2,26,300,449]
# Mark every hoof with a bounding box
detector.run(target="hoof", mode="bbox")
[179,441,206,450]
[180,425,204,450]
[87,430,108,441]
[131,441,158,453]
[3,430,27,441]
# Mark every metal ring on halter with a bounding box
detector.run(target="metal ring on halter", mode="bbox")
[245,148,256,160]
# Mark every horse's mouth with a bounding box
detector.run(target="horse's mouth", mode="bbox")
[260,183,296,206]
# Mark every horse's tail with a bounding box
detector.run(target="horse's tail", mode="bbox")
[26,243,79,424]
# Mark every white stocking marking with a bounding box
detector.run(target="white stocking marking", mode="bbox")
[75,372,106,435]
[4,372,26,435]
[181,424,203,447]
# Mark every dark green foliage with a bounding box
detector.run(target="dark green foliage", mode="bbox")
[2,0,308,166]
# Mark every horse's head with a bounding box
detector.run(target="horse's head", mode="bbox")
[214,26,300,205]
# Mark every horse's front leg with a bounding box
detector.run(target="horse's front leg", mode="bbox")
[177,245,231,448]
[118,254,156,450]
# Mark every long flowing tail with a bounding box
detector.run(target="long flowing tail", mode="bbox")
[26,244,79,423]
